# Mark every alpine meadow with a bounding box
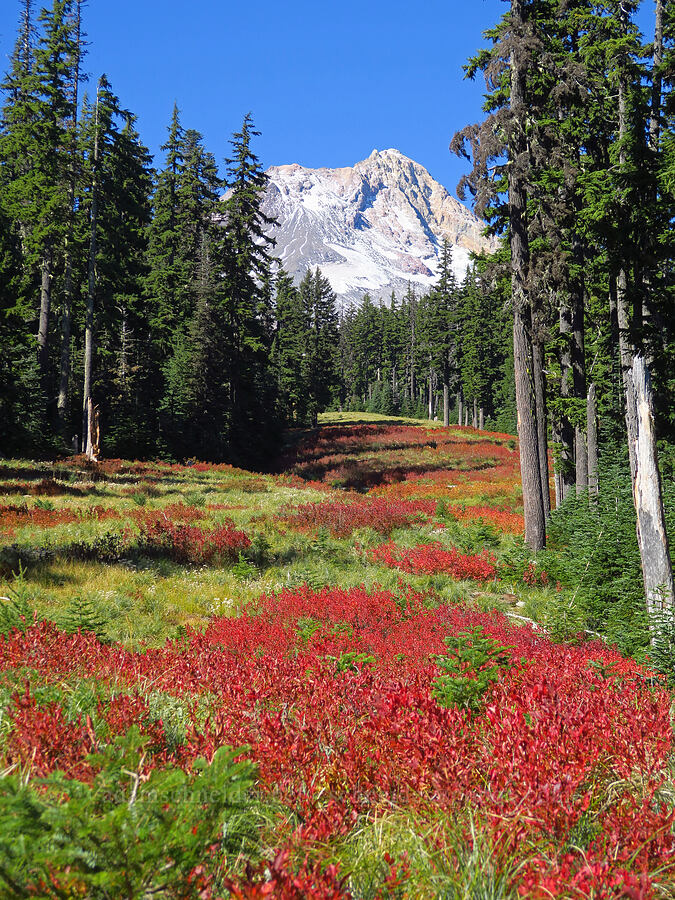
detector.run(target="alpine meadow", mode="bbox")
[2,0,675,897]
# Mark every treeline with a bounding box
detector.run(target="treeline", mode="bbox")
[335,243,514,431]
[453,0,675,613]
[0,0,345,466]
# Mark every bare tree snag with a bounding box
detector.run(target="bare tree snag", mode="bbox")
[86,398,100,462]
[631,355,674,626]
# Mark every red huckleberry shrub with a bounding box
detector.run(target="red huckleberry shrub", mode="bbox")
[368,541,497,581]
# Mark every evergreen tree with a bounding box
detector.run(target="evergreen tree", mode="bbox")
[211,113,278,463]
[299,268,339,426]
[146,104,185,356]
[273,270,309,425]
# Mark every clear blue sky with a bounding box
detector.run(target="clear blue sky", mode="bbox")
[0,0,657,203]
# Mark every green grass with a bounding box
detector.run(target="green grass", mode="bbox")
[0,416,543,647]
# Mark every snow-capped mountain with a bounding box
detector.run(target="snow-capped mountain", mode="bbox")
[262,148,495,308]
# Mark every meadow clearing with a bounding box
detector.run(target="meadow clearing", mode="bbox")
[0,414,672,898]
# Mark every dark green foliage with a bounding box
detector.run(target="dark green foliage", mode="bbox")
[62,595,108,639]
[457,262,510,423]
[432,627,512,712]
[82,87,154,458]
[0,728,259,898]
[330,650,376,673]
[546,456,675,655]
[335,257,513,430]
[67,530,128,563]
[0,565,34,637]
[232,551,257,580]
[0,5,291,465]
[273,270,308,424]
[299,268,340,426]
[274,267,340,426]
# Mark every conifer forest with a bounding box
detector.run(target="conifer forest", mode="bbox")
[1,0,675,897]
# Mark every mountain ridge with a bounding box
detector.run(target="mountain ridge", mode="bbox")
[261,148,496,306]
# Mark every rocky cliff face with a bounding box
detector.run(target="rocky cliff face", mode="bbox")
[261,148,495,307]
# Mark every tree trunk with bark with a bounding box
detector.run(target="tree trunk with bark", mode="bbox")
[587,382,598,499]
[57,0,82,430]
[572,285,588,493]
[82,85,100,455]
[533,339,550,520]
[558,301,575,500]
[443,383,449,427]
[552,421,562,509]
[38,247,52,399]
[509,0,546,550]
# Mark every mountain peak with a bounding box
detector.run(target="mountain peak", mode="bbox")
[261,151,495,307]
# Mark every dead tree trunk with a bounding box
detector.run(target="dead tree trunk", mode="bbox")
[85,398,100,462]
[457,391,463,427]
[479,407,485,431]
[632,356,674,627]
[443,383,449,427]
[472,398,478,429]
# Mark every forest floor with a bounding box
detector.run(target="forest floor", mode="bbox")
[0,414,673,898]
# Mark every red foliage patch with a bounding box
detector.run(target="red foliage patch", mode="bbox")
[442,503,525,534]
[130,502,205,523]
[136,511,250,563]
[0,504,120,536]
[368,540,497,581]
[279,498,436,537]
[0,586,671,896]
